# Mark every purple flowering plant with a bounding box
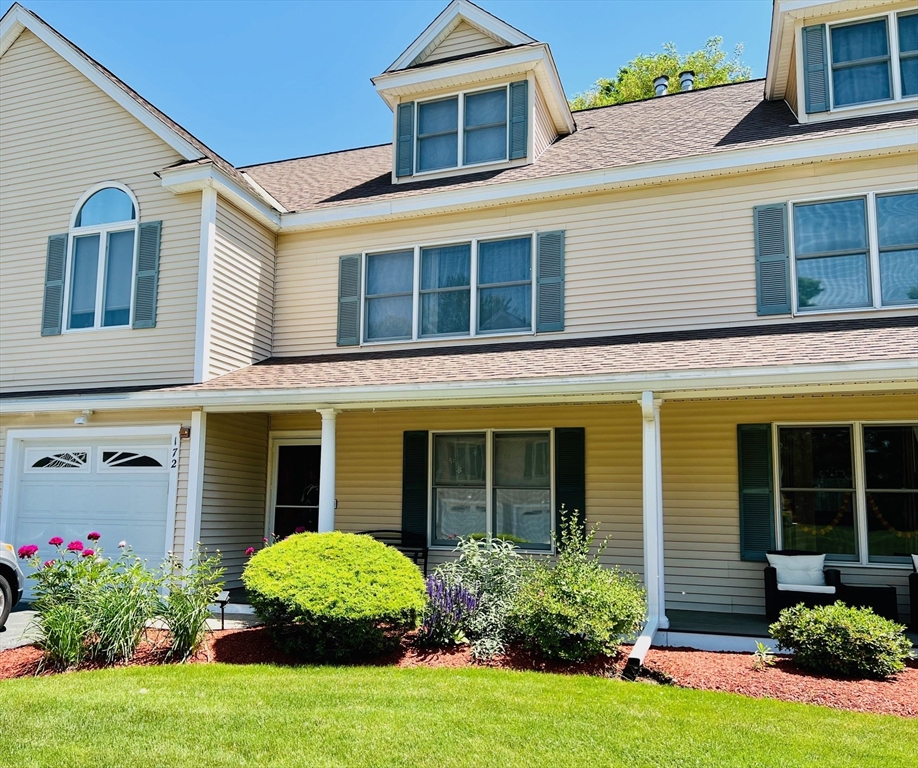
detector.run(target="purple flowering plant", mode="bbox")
[417,573,478,647]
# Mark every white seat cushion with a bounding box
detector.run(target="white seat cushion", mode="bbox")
[776,583,836,594]
[766,553,827,587]
[912,553,918,572]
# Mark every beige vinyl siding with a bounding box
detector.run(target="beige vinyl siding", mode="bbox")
[0,409,194,554]
[532,85,556,159]
[209,199,276,378]
[0,30,201,394]
[663,392,918,617]
[270,405,643,573]
[785,43,799,117]
[272,153,918,357]
[422,21,503,64]
[200,413,269,588]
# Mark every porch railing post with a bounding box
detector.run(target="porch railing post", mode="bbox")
[317,408,338,532]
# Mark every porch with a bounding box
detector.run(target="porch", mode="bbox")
[192,390,918,645]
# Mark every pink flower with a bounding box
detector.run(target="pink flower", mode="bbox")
[294,526,307,534]
[245,547,255,557]
[17,544,38,559]
[82,549,95,558]
[118,540,127,548]
[43,560,55,568]
[262,537,268,543]
[48,536,64,547]
[87,531,101,541]
[67,541,84,552]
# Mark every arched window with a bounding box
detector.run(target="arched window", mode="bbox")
[67,185,138,329]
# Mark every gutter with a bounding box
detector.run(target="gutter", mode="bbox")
[624,615,659,681]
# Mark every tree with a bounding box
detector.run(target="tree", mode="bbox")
[569,37,752,111]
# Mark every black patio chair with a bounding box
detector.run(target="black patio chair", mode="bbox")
[358,530,428,575]
[764,549,842,621]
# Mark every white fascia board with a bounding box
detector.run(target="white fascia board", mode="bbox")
[280,124,918,232]
[1,359,914,415]
[0,5,202,162]
[386,0,534,73]
[159,163,282,231]
[374,44,571,135]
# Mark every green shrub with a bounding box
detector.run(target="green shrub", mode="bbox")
[33,602,90,670]
[433,536,524,659]
[242,532,426,661]
[769,602,913,679]
[511,514,646,661]
[160,547,225,661]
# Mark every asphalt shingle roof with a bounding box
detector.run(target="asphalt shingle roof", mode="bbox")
[241,80,918,213]
[172,316,918,393]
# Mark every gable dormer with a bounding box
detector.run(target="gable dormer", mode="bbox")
[372,0,574,183]
[766,0,917,123]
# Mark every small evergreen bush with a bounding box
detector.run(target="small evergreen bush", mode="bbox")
[243,532,426,660]
[769,602,912,679]
[511,514,646,661]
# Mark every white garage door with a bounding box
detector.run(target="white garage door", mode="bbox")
[12,436,175,599]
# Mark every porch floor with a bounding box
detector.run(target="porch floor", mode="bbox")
[666,609,918,647]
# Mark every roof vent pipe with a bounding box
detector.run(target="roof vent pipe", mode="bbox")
[679,70,695,91]
[653,75,669,96]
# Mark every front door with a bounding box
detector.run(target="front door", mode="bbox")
[272,443,321,538]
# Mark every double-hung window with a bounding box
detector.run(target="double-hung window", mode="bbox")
[776,424,918,564]
[362,235,535,343]
[415,86,509,174]
[67,187,137,330]
[820,11,918,110]
[431,430,553,550]
[791,191,917,312]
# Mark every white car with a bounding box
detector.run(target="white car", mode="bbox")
[0,542,25,631]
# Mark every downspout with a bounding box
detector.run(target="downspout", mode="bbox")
[624,391,665,679]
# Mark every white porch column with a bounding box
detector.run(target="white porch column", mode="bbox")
[317,408,338,532]
[640,391,668,630]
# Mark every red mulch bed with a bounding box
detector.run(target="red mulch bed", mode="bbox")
[3,629,915,718]
[644,647,918,718]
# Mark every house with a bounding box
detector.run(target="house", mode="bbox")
[0,0,915,657]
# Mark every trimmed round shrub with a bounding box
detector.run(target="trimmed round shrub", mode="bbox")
[242,532,426,661]
[510,517,646,662]
[769,602,912,679]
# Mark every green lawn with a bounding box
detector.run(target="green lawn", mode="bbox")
[1,665,915,768]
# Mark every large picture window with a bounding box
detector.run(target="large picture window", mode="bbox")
[791,191,917,312]
[431,430,553,550]
[776,423,918,565]
[362,235,535,343]
[825,12,918,109]
[66,186,138,330]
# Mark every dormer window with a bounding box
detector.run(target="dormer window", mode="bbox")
[802,11,918,116]
[400,81,526,178]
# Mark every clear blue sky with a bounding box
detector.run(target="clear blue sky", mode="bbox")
[2,0,773,166]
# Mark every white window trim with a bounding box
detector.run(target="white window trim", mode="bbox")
[359,231,537,346]
[63,182,140,333]
[771,420,918,568]
[427,427,555,553]
[787,186,918,316]
[797,9,918,123]
[413,83,511,177]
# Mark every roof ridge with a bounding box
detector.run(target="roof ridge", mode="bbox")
[571,77,765,115]
[240,142,392,170]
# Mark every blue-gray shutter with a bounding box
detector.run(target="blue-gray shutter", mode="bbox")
[802,24,829,113]
[132,221,162,329]
[337,254,362,347]
[554,428,586,538]
[738,424,776,562]
[536,230,565,332]
[509,80,529,160]
[396,102,415,177]
[753,204,791,316]
[402,431,429,540]
[41,233,68,336]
